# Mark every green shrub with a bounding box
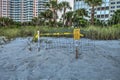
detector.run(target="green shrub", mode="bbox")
[0,28,20,39]
[0,25,119,40]
[82,25,120,40]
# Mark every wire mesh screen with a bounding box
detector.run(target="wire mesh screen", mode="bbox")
[32,36,96,56]
[39,37,74,50]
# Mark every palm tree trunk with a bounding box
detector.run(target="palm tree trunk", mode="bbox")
[69,18,72,26]
[53,10,57,26]
[63,8,66,27]
[91,5,95,25]
[53,10,55,22]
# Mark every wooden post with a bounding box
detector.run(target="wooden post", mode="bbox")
[73,29,80,59]
[76,46,78,59]
[38,31,40,51]
[75,40,79,59]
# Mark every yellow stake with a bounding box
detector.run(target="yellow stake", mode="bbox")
[73,28,83,40]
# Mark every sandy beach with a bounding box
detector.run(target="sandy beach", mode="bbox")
[0,37,120,80]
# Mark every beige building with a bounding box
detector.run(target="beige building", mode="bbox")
[0,0,10,17]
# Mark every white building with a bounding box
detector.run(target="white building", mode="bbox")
[109,0,120,16]
[74,0,120,21]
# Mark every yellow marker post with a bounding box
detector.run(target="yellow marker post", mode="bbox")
[73,28,84,59]
[73,29,79,59]
[73,29,80,40]
[73,28,84,40]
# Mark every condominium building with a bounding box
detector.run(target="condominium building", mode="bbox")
[0,0,49,22]
[38,0,49,13]
[10,0,27,22]
[1,0,120,22]
[0,0,10,17]
[74,0,120,21]
[10,0,49,22]
[110,0,120,16]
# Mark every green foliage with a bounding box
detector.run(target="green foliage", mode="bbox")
[0,26,74,39]
[72,9,88,27]
[64,11,73,26]
[45,0,58,26]
[58,1,72,27]
[0,28,20,39]
[73,16,88,27]
[39,9,53,21]
[31,17,38,26]
[0,17,14,27]
[94,18,107,27]
[84,0,102,6]
[108,9,120,25]
[83,25,120,40]
[58,1,72,11]
[0,25,120,40]
[75,9,88,17]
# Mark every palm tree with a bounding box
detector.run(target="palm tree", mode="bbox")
[64,11,74,26]
[75,9,88,17]
[72,8,88,27]
[58,1,71,27]
[39,10,53,21]
[39,9,53,26]
[109,9,120,25]
[45,0,58,26]
[85,0,102,25]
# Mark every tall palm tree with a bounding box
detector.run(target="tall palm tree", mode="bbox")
[58,1,71,27]
[64,11,73,26]
[45,0,58,25]
[85,0,102,25]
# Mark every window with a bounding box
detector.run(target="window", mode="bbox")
[111,10,114,12]
[97,15,100,18]
[101,7,105,10]
[111,6,115,8]
[106,7,109,10]
[97,8,100,10]
[117,1,120,4]
[117,6,120,8]
[111,2,115,4]
[105,15,108,18]
[101,15,104,18]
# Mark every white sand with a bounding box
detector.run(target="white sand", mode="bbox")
[0,37,120,80]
